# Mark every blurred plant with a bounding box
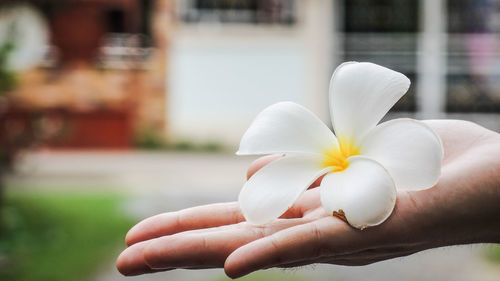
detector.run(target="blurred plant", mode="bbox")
[0,113,37,210]
[0,192,133,281]
[0,38,18,210]
[169,139,196,151]
[197,141,224,152]
[169,139,223,152]
[133,127,168,150]
[0,40,17,94]
[486,244,500,263]
[0,38,64,212]
[134,128,224,152]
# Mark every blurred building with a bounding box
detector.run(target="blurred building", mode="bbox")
[0,0,173,148]
[168,0,335,145]
[169,0,500,146]
[2,0,500,149]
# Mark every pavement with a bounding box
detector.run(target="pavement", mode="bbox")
[6,151,500,281]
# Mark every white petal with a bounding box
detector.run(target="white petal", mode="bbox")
[320,156,396,229]
[330,62,410,144]
[360,118,443,190]
[237,102,338,155]
[239,155,330,225]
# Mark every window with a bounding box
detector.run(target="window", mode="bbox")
[342,0,419,111]
[446,0,500,112]
[344,0,418,33]
[33,0,153,68]
[179,0,295,25]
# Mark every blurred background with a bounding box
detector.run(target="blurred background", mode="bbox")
[0,0,500,281]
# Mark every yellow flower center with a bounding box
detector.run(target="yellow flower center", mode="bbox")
[321,137,360,172]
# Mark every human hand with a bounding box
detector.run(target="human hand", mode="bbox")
[116,120,500,279]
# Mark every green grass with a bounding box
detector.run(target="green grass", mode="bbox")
[486,244,500,263]
[0,192,134,281]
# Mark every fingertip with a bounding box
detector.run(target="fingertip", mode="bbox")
[116,242,150,276]
[224,253,248,279]
[125,214,167,246]
[125,228,136,246]
[224,243,264,279]
[125,222,144,246]
[247,154,284,180]
[116,250,129,275]
[223,267,241,280]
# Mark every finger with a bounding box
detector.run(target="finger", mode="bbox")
[126,202,244,246]
[143,218,306,270]
[225,192,418,278]
[116,241,172,276]
[224,216,359,279]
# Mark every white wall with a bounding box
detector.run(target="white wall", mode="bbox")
[167,0,335,146]
[169,36,306,145]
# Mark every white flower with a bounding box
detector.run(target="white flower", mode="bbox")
[236,62,443,229]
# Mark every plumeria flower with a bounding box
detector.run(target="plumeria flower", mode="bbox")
[236,62,443,229]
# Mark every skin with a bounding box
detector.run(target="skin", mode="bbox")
[116,120,500,279]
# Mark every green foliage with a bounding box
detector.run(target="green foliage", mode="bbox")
[170,139,196,151]
[486,244,500,263]
[0,40,17,94]
[134,128,224,152]
[170,139,223,152]
[134,127,168,150]
[0,192,133,281]
[198,141,224,152]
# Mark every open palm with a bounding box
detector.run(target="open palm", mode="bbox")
[117,120,500,279]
